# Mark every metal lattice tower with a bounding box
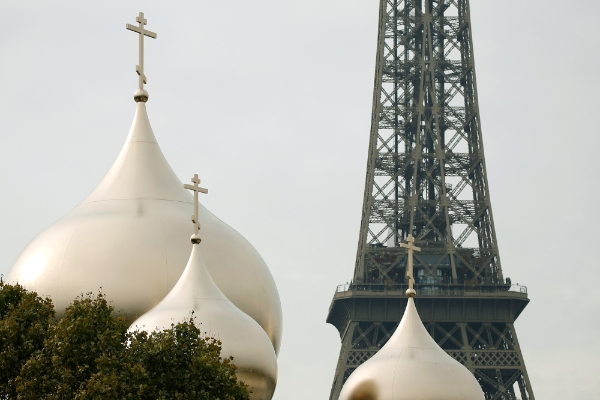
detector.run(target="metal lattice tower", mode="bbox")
[326,1,535,399]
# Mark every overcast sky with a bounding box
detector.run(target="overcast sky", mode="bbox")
[0,1,599,399]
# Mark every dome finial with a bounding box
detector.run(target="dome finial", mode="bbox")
[400,233,421,297]
[126,12,157,102]
[184,174,208,243]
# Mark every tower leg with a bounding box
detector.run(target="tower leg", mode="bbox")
[329,322,356,400]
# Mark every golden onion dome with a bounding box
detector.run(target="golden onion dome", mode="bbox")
[130,237,277,399]
[6,102,282,354]
[338,297,484,400]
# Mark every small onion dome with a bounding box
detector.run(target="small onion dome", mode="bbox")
[129,240,277,399]
[6,102,282,354]
[339,297,484,400]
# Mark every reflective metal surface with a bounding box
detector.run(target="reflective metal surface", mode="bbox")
[6,103,282,354]
[130,243,277,399]
[338,297,484,400]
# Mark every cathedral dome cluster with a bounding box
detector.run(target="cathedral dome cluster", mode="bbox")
[6,11,281,400]
[6,102,282,354]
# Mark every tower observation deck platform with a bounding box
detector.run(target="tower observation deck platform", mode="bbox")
[327,284,532,398]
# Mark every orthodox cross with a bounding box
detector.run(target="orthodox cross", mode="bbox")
[184,174,208,235]
[400,234,421,292]
[126,12,157,91]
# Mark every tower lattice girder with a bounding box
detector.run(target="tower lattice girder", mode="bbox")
[327,0,535,399]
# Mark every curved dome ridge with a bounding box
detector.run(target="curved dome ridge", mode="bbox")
[123,102,157,144]
[165,245,227,301]
[52,209,93,297]
[130,244,278,399]
[339,298,484,400]
[82,103,190,204]
[383,298,440,350]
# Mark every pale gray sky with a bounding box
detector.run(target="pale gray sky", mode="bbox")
[0,1,599,398]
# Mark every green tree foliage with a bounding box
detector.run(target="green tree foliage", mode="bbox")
[83,323,249,399]
[0,280,55,398]
[0,283,249,400]
[16,291,129,399]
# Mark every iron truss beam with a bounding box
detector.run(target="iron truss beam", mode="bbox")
[355,0,501,285]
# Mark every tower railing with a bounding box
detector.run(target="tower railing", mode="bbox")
[335,282,528,297]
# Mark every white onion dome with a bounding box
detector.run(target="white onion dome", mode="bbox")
[6,103,282,354]
[129,239,277,399]
[339,297,484,400]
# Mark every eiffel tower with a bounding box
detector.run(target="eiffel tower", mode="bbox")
[326,1,534,399]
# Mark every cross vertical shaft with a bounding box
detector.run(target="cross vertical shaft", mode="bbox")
[126,12,157,95]
[137,15,144,90]
[400,234,421,291]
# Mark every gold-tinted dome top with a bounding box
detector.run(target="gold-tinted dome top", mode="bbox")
[7,103,282,354]
[130,242,277,399]
[339,297,484,400]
